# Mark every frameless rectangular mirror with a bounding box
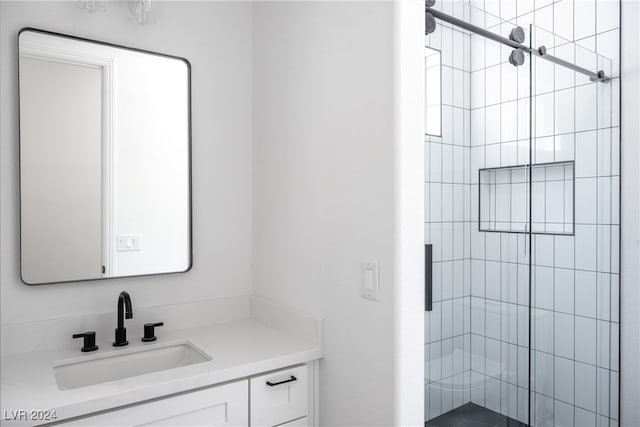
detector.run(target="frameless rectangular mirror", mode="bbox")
[19,28,192,285]
[424,46,441,137]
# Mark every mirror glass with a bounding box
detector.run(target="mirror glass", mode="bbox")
[19,29,191,285]
[425,46,441,137]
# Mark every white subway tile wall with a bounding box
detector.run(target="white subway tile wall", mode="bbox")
[425,0,620,425]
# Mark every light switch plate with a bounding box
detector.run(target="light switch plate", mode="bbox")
[117,234,142,252]
[361,262,379,301]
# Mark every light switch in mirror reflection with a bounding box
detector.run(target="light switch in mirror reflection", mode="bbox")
[18,28,192,285]
[425,46,441,137]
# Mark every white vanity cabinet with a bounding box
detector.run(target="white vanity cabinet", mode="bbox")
[51,365,313,427]
[2,305,322,427]
[56,380,249,426]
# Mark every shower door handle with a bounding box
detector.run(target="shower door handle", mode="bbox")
[425,244,433,311]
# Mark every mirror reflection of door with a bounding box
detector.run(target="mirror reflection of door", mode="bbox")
[425,46,442,137]
[20,56,105,283]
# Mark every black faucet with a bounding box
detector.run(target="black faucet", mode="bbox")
[113,291,133,347]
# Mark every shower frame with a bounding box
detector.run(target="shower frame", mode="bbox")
[424,3,619,426]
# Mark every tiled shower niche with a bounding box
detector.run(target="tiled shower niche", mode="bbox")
[479,162,575,235]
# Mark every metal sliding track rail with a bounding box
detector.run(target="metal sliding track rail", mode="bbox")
[426,6,610,83]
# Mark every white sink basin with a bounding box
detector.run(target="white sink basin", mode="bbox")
[53,341,211,390]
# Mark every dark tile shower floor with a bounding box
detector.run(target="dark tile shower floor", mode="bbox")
[425,403,528,427]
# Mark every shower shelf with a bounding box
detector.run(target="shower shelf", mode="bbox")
[478,161,575,235]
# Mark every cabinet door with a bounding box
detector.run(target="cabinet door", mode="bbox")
[57,380,248,426]
[250,365,307,427]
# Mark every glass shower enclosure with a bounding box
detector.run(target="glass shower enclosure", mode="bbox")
[424,3,619,426]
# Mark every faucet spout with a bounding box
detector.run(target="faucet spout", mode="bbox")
[117,291,133,328]
[114,291,133,346]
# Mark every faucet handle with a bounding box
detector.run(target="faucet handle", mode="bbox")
[73,331,99,352]
[142,322,164,342]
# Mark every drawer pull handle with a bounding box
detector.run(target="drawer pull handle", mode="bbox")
[266,375,297,387]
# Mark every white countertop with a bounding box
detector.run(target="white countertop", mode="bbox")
[1,318,322,425]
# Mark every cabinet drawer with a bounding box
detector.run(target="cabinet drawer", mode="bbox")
[250,365,307,427]
[55,380,248,426]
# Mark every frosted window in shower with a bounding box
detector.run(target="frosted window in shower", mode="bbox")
[479,161,575,235]
[425,47,441,136]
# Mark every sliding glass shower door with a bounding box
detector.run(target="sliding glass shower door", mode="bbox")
[424,4,533,423]
[529,24,619,427]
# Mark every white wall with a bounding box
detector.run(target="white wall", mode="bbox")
[0,1,253,324]
[252,1,424,425]
[620,1,640,425]
[252,4,395,424]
